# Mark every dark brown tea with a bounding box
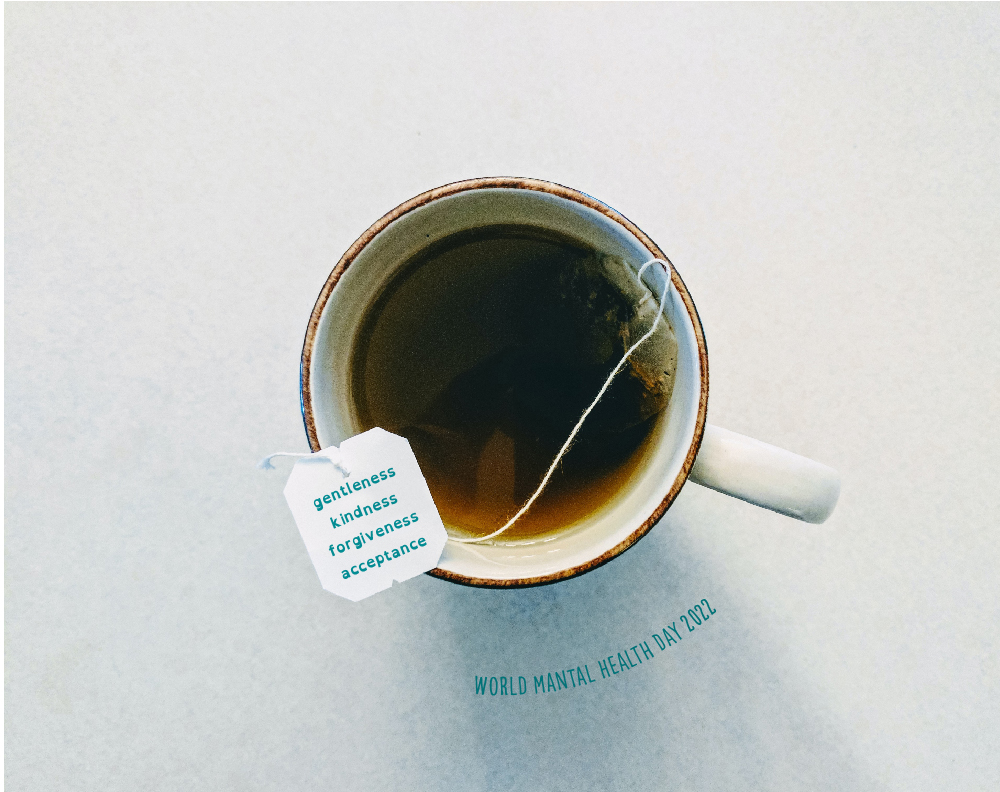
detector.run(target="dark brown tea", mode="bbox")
[350,225,677,542]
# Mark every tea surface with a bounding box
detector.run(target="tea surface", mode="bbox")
[350,226,676,542]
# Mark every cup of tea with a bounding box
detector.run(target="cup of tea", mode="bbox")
[300,177,840,587]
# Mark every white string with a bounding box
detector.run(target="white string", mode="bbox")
[450,258,672,545]
[258,450,351,477]
[258,452,308,469]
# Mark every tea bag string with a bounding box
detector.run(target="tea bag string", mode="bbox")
[450,258,673,545]
[257,450,351,477]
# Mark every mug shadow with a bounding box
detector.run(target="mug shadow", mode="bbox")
[414,489,872,791]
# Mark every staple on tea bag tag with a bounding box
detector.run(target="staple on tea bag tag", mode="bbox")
[269,428,448,602]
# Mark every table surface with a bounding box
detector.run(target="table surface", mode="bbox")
[6,5,999,790]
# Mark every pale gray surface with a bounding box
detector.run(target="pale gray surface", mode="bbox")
[5,4,999,790]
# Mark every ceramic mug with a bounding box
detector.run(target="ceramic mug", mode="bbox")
[300,177,840,588]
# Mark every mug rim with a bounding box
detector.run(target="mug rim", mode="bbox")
[300,176,710,588]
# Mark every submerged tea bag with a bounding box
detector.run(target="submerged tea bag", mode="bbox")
[552,252,677,432]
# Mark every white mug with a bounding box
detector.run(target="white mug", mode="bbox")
[300,178,840,588]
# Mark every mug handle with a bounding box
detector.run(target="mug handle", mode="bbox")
[688,425,840,524]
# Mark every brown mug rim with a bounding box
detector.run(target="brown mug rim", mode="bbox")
[300,176,710,588]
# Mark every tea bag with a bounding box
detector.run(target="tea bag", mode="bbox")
[549,252,677,432]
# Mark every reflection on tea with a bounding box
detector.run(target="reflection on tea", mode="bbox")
[351,225,677,541]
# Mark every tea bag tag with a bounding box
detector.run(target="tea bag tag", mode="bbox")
[280,427,448,602]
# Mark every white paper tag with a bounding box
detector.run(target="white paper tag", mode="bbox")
[282,427,448,602]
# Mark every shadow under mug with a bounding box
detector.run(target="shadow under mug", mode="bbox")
[300,177,840,588]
